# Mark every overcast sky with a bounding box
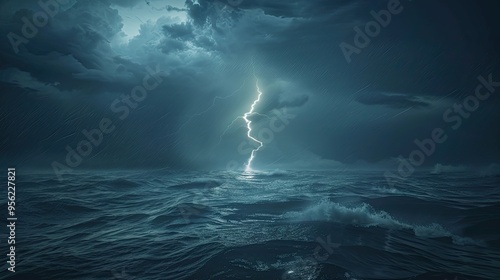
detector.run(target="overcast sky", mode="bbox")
[1,0,499,172]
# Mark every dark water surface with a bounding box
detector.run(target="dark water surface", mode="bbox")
[7,170,500,280]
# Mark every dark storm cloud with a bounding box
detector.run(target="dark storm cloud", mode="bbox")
[232,0,360,18]
[163,22,194,39]
[258,80,310,113]
[109,0,143,8]
[356,92,431,109]
[185,0,211,26]
[159,37,187,53]
[0,0,187,169]
[165,5,187,12]
[0,0,137,94]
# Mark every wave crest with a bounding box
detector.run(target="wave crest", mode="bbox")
[286,200,479,245]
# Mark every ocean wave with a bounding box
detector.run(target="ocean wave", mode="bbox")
[243,169,291,178]
[286,200,479,245]
[169,180,222,189]
[480,163,500,177]
[370,185,402,194]
[431,163,467,174]
[105,178,141,188]
[33,200,98,215]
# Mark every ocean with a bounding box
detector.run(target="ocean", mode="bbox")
[7,170,500,280]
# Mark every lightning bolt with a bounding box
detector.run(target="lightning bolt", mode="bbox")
[243,79,264,172]
[218,112,271,146]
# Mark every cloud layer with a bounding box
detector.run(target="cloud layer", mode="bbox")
[0,0,499,170]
